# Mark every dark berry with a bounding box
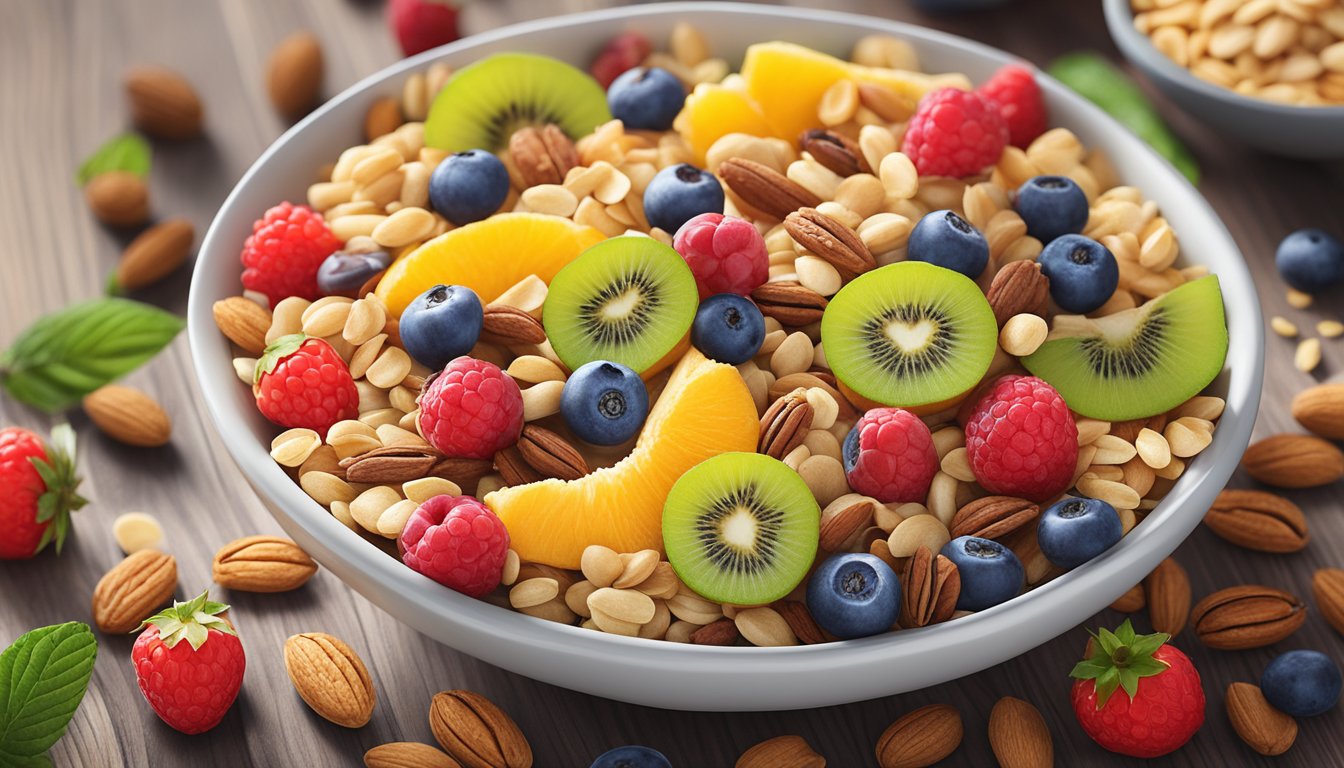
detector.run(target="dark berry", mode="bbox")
[1038,234,1118,314]
[1014,176,1088,244]
[805,553,901,639]
[607,67,686,131]
[1261,650,1341,717]
[590,745,673,768]
[1275,228,1344,294]
[560,360,649,446]
[1036,497,1122,570]
[315,249,392,297]
[399,284,483,370]
[428,150,509,226]
[907,210,989,279]
[642,163,724,236]
[940,536,1024,611]
[691,294,765,365]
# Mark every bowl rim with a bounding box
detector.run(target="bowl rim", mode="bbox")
[188,0,1263,704]
[1102,0,1344,117]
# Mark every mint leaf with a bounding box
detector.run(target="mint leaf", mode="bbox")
[76,134,151,186]
[0,623,98,762]
[0,299,184,412]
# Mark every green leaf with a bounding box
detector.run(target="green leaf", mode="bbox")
[0,299,184,412]
[142,592,235,651]
[254,333,306,384]
[76,134,151,186]
[0,623,98,762]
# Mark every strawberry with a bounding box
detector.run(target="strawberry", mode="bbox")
[253,334,359,437]
[0,424,86,559]
[1070,619,1205,758]
[132,591,246,735]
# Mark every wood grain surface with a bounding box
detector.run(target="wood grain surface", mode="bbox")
[3,0,1343,766]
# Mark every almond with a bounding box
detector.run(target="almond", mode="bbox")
[819,499,874,551]
[516,424,588,481]
[283,632,376,728]
[1311,568,1344,637]
[691,618,740,645]
[342,446,443,483]
[800,129,871,177]
[988,696,1053,768]
[1204,489,1308,553]
[751,281,828,327]
[364,742,461,768]
[213,535,318,592]
[213,296,272,356]
[720,157,822,220]
[113,218,194,293]
[785,207,875,275]
[949,496,1038,541]
[267,31,324,118]
[875,704,963,768]
[124,65,203,139]
[735,735,825,768]
[91,549,177,633]
[1191,585,1306,650]
[1109,583,1146,613]
[429,690,533,768]
[364,97,403,142]
[774,600,827,644]
[480,305,547,346]
[1143,557,1191,636]
[1291,382,1344,439]
[985,260,1050,325]
[83,384,172,447]
[1240,433,1344,488]
[1226,682,1297,756]
[85,171,149,228]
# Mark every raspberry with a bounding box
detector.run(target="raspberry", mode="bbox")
[401,495,509,597]
[240,202,342,307]
[842,408,938,503]
[901,88,1009,179]
[253,336,359,436]
[418,357,524,459]
[387,0,460,57]
[672,212,769,299]
[964,375,1078,502]
[978,64,1048,149]
[590,30,652,89]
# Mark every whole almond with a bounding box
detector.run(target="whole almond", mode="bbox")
[1191,585,1306,650]
[480,305,547,346]
[875,704,963,768]
[1240,434,1344,488]
[1311,568,1344,637]
[85,171,149,227]
[364,97,403,142]
[113,218,194,293]
[735,734,825,768]
[1226,682,1297,756]
[213,535,318,592]
[267,31,324,119]
[364,742,461,768]
[774,600,827,645]
[214,296,272,356]
[430,690,533,768]
[800,129,870,177]
[985,261,1050,325]
[1291,382,1344,439]
[786,207,875,275]
[1109,583,1146,613]
[988,696,1053,768]
[751,282,828,327]
[1143,557,1191,636]
[949,496,1038,541]
[720,158,823,220]
[124,65,203,139]
[691,617,740,645]
[284,632,376,728]
[1204,489,1308,553]
[83,384,172,447]
[91,549,177,633]
[820,499,874,551]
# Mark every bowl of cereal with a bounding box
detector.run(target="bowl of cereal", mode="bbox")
[189,2,1262,710]
[1103,0,1344,158]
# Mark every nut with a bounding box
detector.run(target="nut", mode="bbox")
[481,305,547,346]
[85,171,149,227]
[212,535,318,593]
[1143,557,1191,636]
[785,207,875,275]
[820,498,874,551]
[124,65,203,139]
[1226,682,1297,757]
[1291,383,1344,439]
[759,388,814,459]
[875,704,963,768]
[900,545,960,628]
[91,549,177,634]
[342,446,444,484]
[213,296,272,355]
[690,617,740,645]
[494,445,544,487]
[1312,568,1344,637]
[1109,583,1145,613]
[516,424,588,480]
[430,690,533,768]
[1191,585,1306,650]
[113,218,194,292]
[988,696,1053,768]
[719,157,823,220]
[985,261,1050,325]
[364,97,403,142]
[509,124,579,187]
[949,496,1039,541]
[267,31,324,118]
[1240,434,1344,488]
[283,632,375,728]
[363,742,460,768]
[82,384,172,447]
[751,281,828,327]
[1204,489,1308,553]
[775,600,827,644]
[735,735,825,768]
[800,129,871,177]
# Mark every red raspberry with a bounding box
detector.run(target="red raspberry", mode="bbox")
[240,202,342,308]
[590,30,652,89]
[253,335,359,437]
[401,495,509,597]
[964,375,1078,502]
[901,88,1009,179]
[672,213,769,299]
[978,64,1048,149]
[418,357,524,459]
[842,408,938,504]
[387,0,460,57]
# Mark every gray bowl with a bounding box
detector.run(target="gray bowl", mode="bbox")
[1103,0,1344,159]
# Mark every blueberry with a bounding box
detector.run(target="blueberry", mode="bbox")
[1261,650,1342,717]
[399,284,483,370]
[940,536,1024,611]
[428,149,510,226]
[561,360,649,446]
[691,294,765,364]
[643,163,724,235]
[1276,228,1344,294]
[841,424,860,475]
[1037,234,1119,314]
[1036,497,1122,570]
[805,553,901,639]
[1014,176,1089,244]
[907,210,989,279]
[607,67,686,131]
[590,745,673,768]
[316,249,391,296]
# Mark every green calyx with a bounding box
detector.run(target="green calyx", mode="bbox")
[29,424,88,555]
[1069,619,1170,708]
[139,591,236,650]
[253,333,308,385]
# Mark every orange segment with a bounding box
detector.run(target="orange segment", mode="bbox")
[674,82,774,165]
[374,213,605,317]
[485,348,759,569]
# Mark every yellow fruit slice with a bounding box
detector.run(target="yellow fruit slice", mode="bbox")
[485,348,759,569]
[674,82,774,165]
[374,213,605,317]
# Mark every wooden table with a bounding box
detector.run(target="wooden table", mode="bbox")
[3,0,1342,765]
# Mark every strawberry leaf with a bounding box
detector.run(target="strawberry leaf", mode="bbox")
[254,333,306,384]
[1070,619,1173,710]
[76,133,150,186]
[0,623,98,763]
[141,592,235,651]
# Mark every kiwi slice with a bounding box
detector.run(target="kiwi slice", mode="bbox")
[663,452,820,605]
[820,261,998,409]
[424,53,612,152]
[1022,275,1227,421]
[543,237,698,374]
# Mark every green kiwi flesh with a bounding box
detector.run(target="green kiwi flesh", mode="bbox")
[424,53,612,152]
[543,237,698,374]
[819,261,998,408]
[662,452,820,605]
[1022,275,1227,421]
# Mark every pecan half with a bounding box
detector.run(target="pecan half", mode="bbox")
[341,446,442,483]
[799,129,871,177]
[751,281,828,327]
[785,207,875,276]
[718,157,822,220]
[1191,585,1307,650]
[517,424,588,481]
[481,305,547,346]
[985,260,1050,326]
[508,123,579,187]
[759,388,814,459]
[951,496,1040,541]
[494,445,544,487]
[900,545,961,628]
[1205,489,1309,554]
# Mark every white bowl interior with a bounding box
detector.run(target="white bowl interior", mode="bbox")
[188,2,1263,710]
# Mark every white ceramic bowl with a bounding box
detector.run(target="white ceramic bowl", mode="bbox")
[188,2,1263,711]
